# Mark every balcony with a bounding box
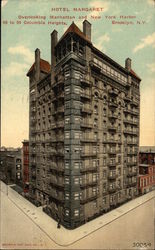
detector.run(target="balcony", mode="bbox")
[108,173,117,180]
[52,106,64,116]
[80,76,92,86]
[80,180,97,188]
[126,181,137,188]
[52,76,64,89]
[80,194,98,204]
[81,91,91,100]
[108,124,117,131]
[81,121,93,129]
[108,112,118,119]
[81,151,97,157]
[131,97,139,106]
[49,162,64,173]
[124,108,139,116]
[49,136,64,143]
[81,106,92,114]
[127,150,138,155]
[108,161,116,167]
[109,89,118,96]
[81,136,98,143]
[52,92,64,103]
[50,178,64,189]
[107,138,118,144]
[126,161,137,166]
[49,191,64,203]
[124,129,137,135]
[109,186,117,193]
[80,166,97,173]
[124,118,138,125]
[124,139,138,145]
[127,171,137,177]
[51,121,64,130]
[108,149,116,155]
[90,61,101,72]
[109,102,117,108]
[124,95,131,102]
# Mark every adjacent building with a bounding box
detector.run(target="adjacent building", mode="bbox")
[138,147,155,194]
[22,140,29,193]
[27,21,141,229]
[0,148,22,185]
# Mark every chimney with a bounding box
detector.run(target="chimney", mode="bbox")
[35,48,40,81]
[83,20,91,41]
[51,30,58,69]
[125,58,131,71]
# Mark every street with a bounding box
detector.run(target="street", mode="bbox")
[0,181,155,249]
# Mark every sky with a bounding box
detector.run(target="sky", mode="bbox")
[1,0,155,147]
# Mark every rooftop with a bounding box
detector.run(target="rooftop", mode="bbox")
[27,58,51,76]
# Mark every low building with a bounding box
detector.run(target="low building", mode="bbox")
[0,148,22,185]
[138,147,155,194]
[22,140,29,192]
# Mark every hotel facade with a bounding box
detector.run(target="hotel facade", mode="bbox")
[27,21,141,229]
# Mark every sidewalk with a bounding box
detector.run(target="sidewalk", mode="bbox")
[0,181,155,248]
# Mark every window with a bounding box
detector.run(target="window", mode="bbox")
[75,117,81,123]
[94,132,98,140]
[92,187,97,195]
[103,108,106,116]
[65,177,69,184]
[65,209,69,216]
[93,174,97,182]
[65,101,70,108]
[75,131,81,139]
[103,197,106,204]
[74,193,79,200]
[118,168,121,176]
[74,71,81,79]
[65,132,70,139]
[74,177,79,184]
[94,118,98,127]
[93,200,97,208]
[65,193,70,200]
[103,183,107,193]
[65,71,70,79]
[75,87,81,94]
[65,147,69,153]
[65,161,69,169]
[65,87,70,94]
[103,158,106,166]
[103,170,106,179]
[74,162,81,169]
[94,92,98,99]
[94,105,98,114]
[74,209,79,216]
[93,160,96,167]
[74,147,81,153]
[65,117,70,124]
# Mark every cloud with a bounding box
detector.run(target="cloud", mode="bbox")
[2,62,29,77]
[147,0,155,6]
[133,32,155,53]
[8,45,33,64]
[89,0,109,12]
[87,0,110,21]
[95,33,110,51]
[1,0,8,7]
[147,63,155,72]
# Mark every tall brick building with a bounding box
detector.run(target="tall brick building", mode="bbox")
[27,21,141,229]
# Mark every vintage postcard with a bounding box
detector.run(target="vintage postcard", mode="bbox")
[1,0,155,249]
